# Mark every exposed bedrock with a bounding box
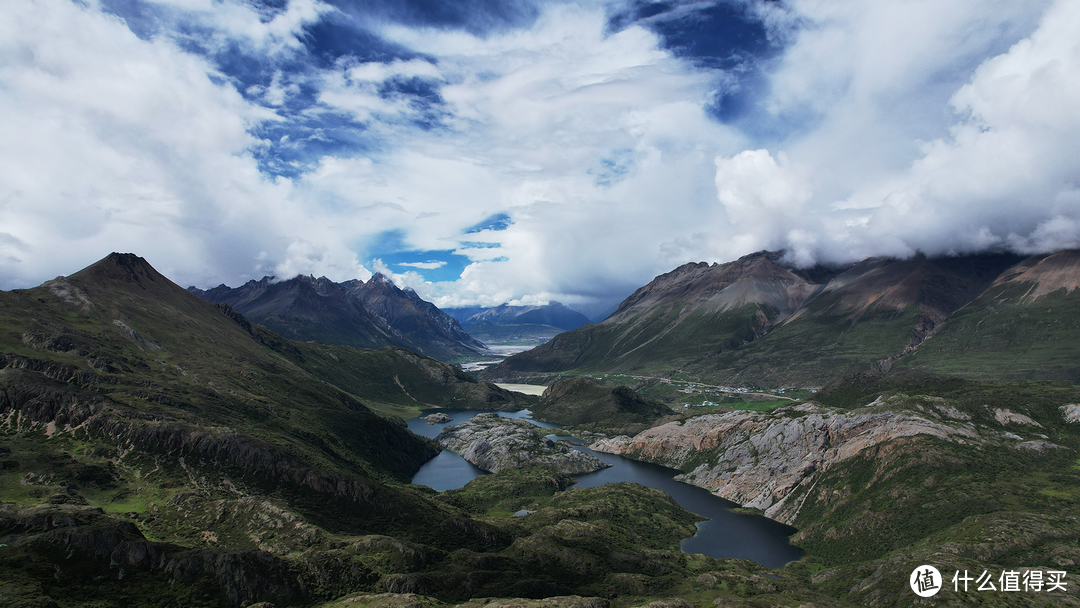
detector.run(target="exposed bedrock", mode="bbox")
[436,414,610,475]
[589,401,988,524]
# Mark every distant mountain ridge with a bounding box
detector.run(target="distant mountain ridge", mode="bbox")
[445,301,591,344]
[481,250,1080,386]
[463,301,590,330]
[190,273,485,361]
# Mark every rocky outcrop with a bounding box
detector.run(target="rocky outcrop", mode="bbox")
[436,414,610,475]
[1061,404,1080,423]
[422,413,453,424]
[993,407,1042,426]
[589,400,981,525]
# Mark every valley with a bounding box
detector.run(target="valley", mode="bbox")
[2,251,1079,608]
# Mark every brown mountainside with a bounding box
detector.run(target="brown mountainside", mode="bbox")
[480,250,1080,386]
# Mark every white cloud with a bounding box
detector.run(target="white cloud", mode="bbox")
[322,4,746,303]
[714,149,812,258]
[396,260,448,270]
[0,0,360,288]
[4,0,1079,312]
[711,0,1080,266]
[146,0,331,56]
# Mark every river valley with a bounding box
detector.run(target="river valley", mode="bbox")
[406,409,804,569]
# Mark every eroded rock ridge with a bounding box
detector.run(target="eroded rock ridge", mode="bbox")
[436,414,610,475]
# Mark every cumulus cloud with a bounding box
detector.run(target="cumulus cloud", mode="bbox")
[2,0,1079,312]
[0,0,364,288]
[712,0,1080,266]
[714,149,812,261]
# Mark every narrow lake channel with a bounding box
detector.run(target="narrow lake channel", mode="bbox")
[406,409,804,569]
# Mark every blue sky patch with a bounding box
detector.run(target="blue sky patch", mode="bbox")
[463,213,513,234]
[379,249,472,282]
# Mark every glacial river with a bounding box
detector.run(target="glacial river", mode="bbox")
[407,409,804,569]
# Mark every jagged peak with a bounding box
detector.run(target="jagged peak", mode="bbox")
[238,276,276,287]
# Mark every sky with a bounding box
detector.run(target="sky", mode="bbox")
[2,0,1079,313]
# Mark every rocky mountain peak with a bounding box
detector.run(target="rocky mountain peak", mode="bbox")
[369,272,394,285]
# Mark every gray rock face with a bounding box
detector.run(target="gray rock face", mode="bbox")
[1061,404,1080,423]
[422,413,453,424]
[993,408,1042,426]
[589,399,984,525]
[435,413,611,474]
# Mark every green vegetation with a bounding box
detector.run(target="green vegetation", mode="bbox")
[483,252,1080,391]
[529,377,672,435]
[0,254,532,606]
[5,254,1080,608]
[898,283,1080,383]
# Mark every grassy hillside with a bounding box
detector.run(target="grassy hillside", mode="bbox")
[0,254,545,606]
[486,303,775,380]
[897,282,1080,382]
[5,253,1079,608]
[686,302,924,386]
[530,377,673,435]
[483,252,1079,388]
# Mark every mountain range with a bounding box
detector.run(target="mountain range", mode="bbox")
[482,250,1080,386]
[4,252,1080,608]
[445,302,591,345]
[190,273,486,361]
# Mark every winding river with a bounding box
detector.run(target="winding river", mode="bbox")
[406,409,804,569]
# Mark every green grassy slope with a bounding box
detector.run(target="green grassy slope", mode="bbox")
[484,303,774,380]
[0,253,541,607]
[897,282,1080,382]
[485,252,1076,388]
[687,301,924,386]
[529,377,673,435]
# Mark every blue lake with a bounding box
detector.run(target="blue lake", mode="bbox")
[407,409,804,569]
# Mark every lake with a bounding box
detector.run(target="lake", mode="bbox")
[406,409,804,569]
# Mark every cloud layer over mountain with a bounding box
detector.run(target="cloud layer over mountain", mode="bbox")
[2,0,1077,309]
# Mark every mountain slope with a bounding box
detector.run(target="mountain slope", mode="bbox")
[192,274,485,361]
[896,250,1080,382]
[481,251,829,380]
[5,254,524,480]
[0,253,575,606]
[343,274,486,358]
[682,251,1025,385]
[479,251,1073,387]
[192,275,409,351]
